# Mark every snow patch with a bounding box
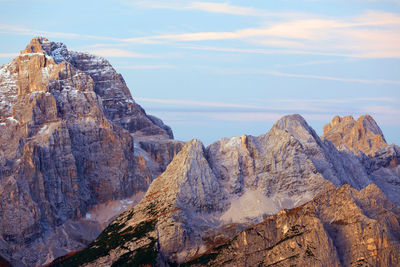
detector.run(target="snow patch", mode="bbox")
[226,136,241,147]
[7,117,18,124]
[19,52,45,57]
[51,46,68,64]
[38,125,48,134]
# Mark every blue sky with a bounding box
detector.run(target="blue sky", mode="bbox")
[1,0,400,145]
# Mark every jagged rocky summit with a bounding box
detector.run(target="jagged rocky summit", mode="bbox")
[323,115,387,156]
[55,114,400,266]
[0,37,183,266]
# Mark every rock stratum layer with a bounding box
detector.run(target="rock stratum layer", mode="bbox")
[54,115,400,266]
[0,37,183,266]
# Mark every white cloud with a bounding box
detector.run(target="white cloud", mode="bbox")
[0,53,18,58]
[87,48,155,58]
[209,112,284,122]
[197,66,400,84]
[130,1,305,18]
[117,64,176,69]
[135,97,263,109]
[360,105,400,126]
[2,7,400,59]
[259,70,400,85]
[0,24,120,41]
[275,97,397,104]
[179,45,357,57]
[120,10,400,58]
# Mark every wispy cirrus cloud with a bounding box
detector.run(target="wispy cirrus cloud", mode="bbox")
[179,45,359,58]
[88,48,155,58]
[0,24,120,41]
[259,70,400,85]
[117,64,176,69]
[136,97,397,111]
[135,97,264,109]
[130,1,303,18]
[203,67,400,85]
[2,8,400,59]
[140,97,400,129]
[121,10,400,58]
[0,53,18,58]
[360,105,400,126]
[275,97,397,104]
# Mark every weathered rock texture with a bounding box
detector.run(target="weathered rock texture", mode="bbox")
[55,114,400,266]
[323,115,400,207]
[0,37,183,266]
[323,115,387,156]
[184,184,400,267]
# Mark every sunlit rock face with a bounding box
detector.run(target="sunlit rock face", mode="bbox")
[323,115,387,156]
[323,115,400,207]
[184,184,400,267]
[0,37,183,266]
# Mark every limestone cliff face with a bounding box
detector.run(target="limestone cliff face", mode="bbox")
[56,115,398,266]
[185,184,400,267]
[323,115,387,156]
[322,115,400,207]
[51,139,228,266]
[207,114,371,223]
[0,37,182,266]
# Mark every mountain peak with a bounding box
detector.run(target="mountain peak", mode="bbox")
[20,37,70,64]
[0,37,180,265]
[273,114,319,143]
[144,138,224,213]
[323,114,387,156]
[21,37,50,54]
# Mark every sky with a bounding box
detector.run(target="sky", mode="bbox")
[1,0,400,145]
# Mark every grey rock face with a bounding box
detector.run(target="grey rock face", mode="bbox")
[0,37,182,266]
[54,139,228,266]
[207,114,371,223]
[323,115,400,206]
[59,114,400,266]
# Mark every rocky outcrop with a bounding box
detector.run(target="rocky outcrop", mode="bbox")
[323,115,387,156]
[0,37,182,266]
[184,184,400,267]
[322,115,400,206]
[56,115,394,266]
[53,140,228,266]
[207,114,371,223]
[363,145,400,207]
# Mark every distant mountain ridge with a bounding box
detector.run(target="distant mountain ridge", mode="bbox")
[55,114,400,266]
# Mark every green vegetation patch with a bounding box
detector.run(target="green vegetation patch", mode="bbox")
[145,201,159,216]
[111,239,157,267]
[52,219,157,266]
[131,219,157,239]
